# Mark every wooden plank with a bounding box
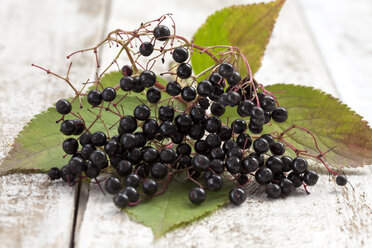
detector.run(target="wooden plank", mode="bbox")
[76,0,372,247]
[0,0,108,247]
[297,0,372,125]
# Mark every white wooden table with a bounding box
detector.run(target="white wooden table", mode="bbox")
[1,0,371,247]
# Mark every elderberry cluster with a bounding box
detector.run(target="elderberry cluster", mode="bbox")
[47,22,348,209]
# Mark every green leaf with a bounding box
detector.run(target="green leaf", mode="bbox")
[0,72,143,175]
[126,176,234,238]
[191,0,285,77]
[222,84,372,168]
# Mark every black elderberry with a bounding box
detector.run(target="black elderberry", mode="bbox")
[192,154,210,172]
[287,172,303,187]
[223,140,238,153]
[265,156,284,174]
[140,70,156,88]
[171,131,184,144]
[172,47,189,63]
[134,132,147,147]
[210,102,225,116]
[116,160,132,177]
[166,81,181,96]
[142,119,159,137]
[217,126,232,141]
[105,177,122,195]
[160,148,177,164]
[227,71,241,85]
[68,157,84,175]
[253,138,269,154]
[176,143,191,156]
[280,178,295,195]
[84,161,100,178]
[142,147,159,163]
[158,105,174,121]
[181,86,196,102]
[227,91,241,107]
[231,119,247,134]
[227,148,242,159]
[237,100,254,117]
[121,186,139,203]
[271,107,288,123]
[142,179,158,195]
[270,141,285,155]
[120,76,134,91]
[104,140,119,157]
[89,150,107,169]
[198,97,210,109]
[249,152,265,167]
[304,170,319,186]
[159,121,176,138]
[139,41,154,56]
[210,159,225,174]
[218,63,234,78]
[210,147,225,160]
[261,95,276,112]
[336,175,347,186]
[194,140,209,155]
[174,114,192,133]
[125,173,140,188]
[56,99,72,115]
[255,167,273,185]
[266,183,282,198]
[73,120,84,135]
[260,134,274,147]
[151,162,168,179]
[62,138,78,154]
[241,157,259,173]
[48,167,61,180]
[87,89,102,106]
[197,80,213,97]
[120,115,137,133]
[229,188,246,205]
[127,148,142,164]
[225,156,241,174]
[153,25,170,41]
[134,104,150,121]
[291,157,308,174]
[113,193,129,208]
[189,187,206,204]
[60,120,76,135]
[102,87,117,102]
[146,87,161,103]
[205,116,221,133]
[91,131,107,146]
[190,106,205,123]
[248,122,263,134]
[121,65,133,77]
[176,63,192,79]
[281,156,292,172]
[206,174,223,192]
[79,132,92,146]
[236,133,252,149]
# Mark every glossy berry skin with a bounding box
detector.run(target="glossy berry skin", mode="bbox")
[336,175,347,186]
[120,133,136,150]
[227,71,241,85]
[210,147,225,160]
[225,156,241,174]
[248,122,263,134]
[48,167,61,180]
[172,47,189,63]
[188,124,205,140]
[153,25,170,41]
[206,134,221,149]
[176,143,192,156]
[91,131,106,146]
[174,114,192,133]
[62,138,78,154]
[121,65,133,76]
[231,119,247,134]
[121,186,139,203]
[271,107,288,122]
[304,170,319,186]
[189,187,206,204]
[198,97,210,109]
[120,115,137,133]
[236,133,252,150]
[181,86,196,102]
[206,174,223,192]
[192,155,210,172]
[190,106,205,123]
[113,193,129,208]
[197,80,213,97]
[210,159,225,174]
[60,120,76,135]
[146,87,161,103]
[79,132,92,146]
[223,140,238,153]
[241,157,259,173]
[104,140,119,157]
[166,81,181,96]
[260,134,274,147]
[89,150,107,169]
[68,157,84,175]
[255,167,273,185]
[176,63,192,79]
[159,121,176,138]
[132,76,145,93]
[237,100,254,117]
[139,41,154,56]
[227,91,241,107]
[125,173,140,188]
[142,179,158,195]
[73,120,84,135]
[229,188,246,205]
[218,63,234,78]
[270,141,285,155]
[253,138,269,154]
[140,70,156,88]
[280,178,295,195]
[261,95,276,112]
[287,172,303,187]
[205,116,221,133]
[120,76,134,91]
[85,161,100,178]
[56,99,72,115]
[227,148,242,159]
[134,104,150,121]
[142,119,159,137]
[265,156,284,174]
[217,126,232,141]
[281,156,292,172]
[151,162,168,179]
[210,102,225,116]
[105,177,122,195]
[194,140,208,155]
[101,87,116,102]
[159,148,176,164]
[250,107,265,126]
[291,157,308,174]
[266,183,282,198]
[87,89,102,106]
[142,147,159,163]
[158,105,174,121]
[116,160,132,177]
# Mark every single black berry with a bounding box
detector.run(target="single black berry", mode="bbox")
[253,138,269,154]
[189,187,206,204]
[225,156,241,174]
[120,115,137,133]
[139,41,154,56]
[158,105,174,122]
[91,131,106,146]
[134,104,151,121]
[181,86,196,102]
[125,173,140,187]
[113,193,129,208]
[291,157,308,174]
[89,150,107,169]
[266,183,282,198]
[120,76,134,91]
[87,89,102,106]
[166,81,181,96]
[197,80,213,97]
[218,63,234,78]
[153,25,170,41]
[105,177,122,194]
[142,179,158,195]
[121,186,139,203]
[102,87,117,102]
[56,99,72,115]
[140,70,156,88]
[304,170,319,186]
[229,188,246,205]
[146,87,161,103]
[121,65,133,77]
[177,63,192,79]
[116,160,132,177]
[236,133,252,149]
[172,47,189,63]
[206,174,223,192]
[210,102,225,116]
[192,155,210,172]
[271,107,288,122]
[160,148,177,164]
[62,138,78,154]
[255,167,273,185]
[231,119,247,134]
[336,175,347,186]
[48,167,61,180]
[60,120,76,135]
